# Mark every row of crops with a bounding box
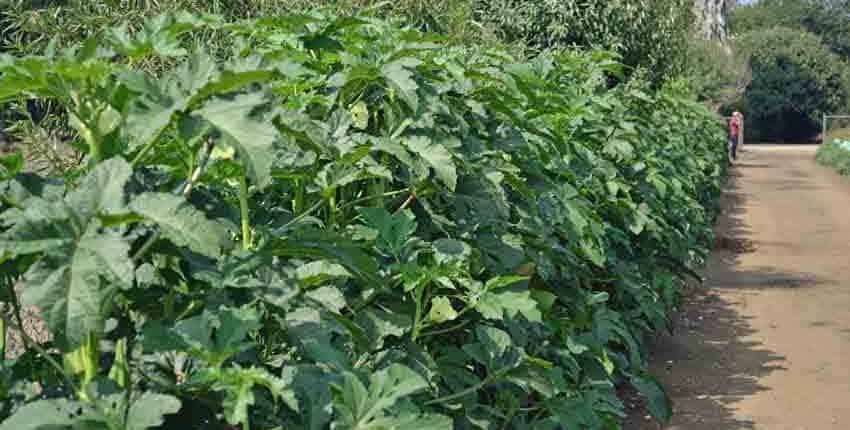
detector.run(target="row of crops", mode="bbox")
[0,11,726,430]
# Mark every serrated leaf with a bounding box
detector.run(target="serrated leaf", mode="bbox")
[404,136,456,190]
[197,366,289,428]
[22,225,132,349]
[332,364,432,430]
[357,207,417,257]
[67,157,133,218]
[124,51,218,151]
[382,59,420,111]
[196,92,277,189]
[130,192,229,258]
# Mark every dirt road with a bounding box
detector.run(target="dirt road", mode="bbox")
[626,145,850,430]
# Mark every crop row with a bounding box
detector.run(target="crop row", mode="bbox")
[0,11,726,430]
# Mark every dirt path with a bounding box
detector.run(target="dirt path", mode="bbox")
[626,145,850,430]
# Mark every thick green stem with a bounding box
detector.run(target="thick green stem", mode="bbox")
[239,174,252,250]
[410,284,426,342]
[423,366,512,406]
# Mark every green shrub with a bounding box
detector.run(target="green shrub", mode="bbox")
[816,141,850,175]
[730,0,850,62]
[0,10,725,429]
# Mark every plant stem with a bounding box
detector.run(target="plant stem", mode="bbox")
[395,192,416,214]
[133,140,214,262]
[280,199,326,231]
[5,280,29,352]
[130,137,158,168]
[1,314,78,393]
[239,174,252,250]
[424,371,500,406]
[338,188,409,211]
[0,313,5,364]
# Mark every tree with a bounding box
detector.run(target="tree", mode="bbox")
[470,0,694,85]
[731,0,850,61]
[738,27,850,140]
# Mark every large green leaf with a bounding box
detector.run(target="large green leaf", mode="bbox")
[130,192,230,258]
[0,399,75,430]
[195,92,278,189]
[357,207,417,258]
[403,136,457,191]
[332,364,450,430]
[67,157,133,219]
[22,225,133,349]
[195,366,290,428]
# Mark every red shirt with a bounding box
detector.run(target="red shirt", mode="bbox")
[729,116,740,137]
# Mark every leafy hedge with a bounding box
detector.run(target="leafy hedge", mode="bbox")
[0,11,726,430]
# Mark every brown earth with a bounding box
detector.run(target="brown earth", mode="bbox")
[626,145,850,430]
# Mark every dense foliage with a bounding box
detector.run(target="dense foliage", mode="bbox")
[684,38,749,108]
[471,0,694,85]
[730,0,850,61]
[0,11,725,430]
[735,27,850,141]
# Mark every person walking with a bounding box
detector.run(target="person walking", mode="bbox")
[728,111,743,161]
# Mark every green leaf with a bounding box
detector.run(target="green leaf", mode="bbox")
[67,157,133,218]
[403,136,456,190]
[22,225,133,349]
[630,374,672,424]
[296,260,352,287]
[382,59,420,111]
[0,152,24,179]
[130,192,229,258]
[357,207,417,257]
[306,286,347,313]
[195,92,278,189]
[475,289,542,322]
[0,399,75,430]
[126,392,182,430]
[333,364,438,430]
[123,51,218,151]
[197,366,289,428]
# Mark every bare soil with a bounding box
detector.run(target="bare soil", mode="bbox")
[626,145,850,430]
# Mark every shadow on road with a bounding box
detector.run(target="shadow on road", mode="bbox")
[624,164,831,429]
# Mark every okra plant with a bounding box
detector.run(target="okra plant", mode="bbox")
[0,11,725,430]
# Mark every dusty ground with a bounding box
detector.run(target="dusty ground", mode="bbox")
[626,145,850,430]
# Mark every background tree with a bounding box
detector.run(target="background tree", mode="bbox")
[470,0,694,85]
[736,27,850,141]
